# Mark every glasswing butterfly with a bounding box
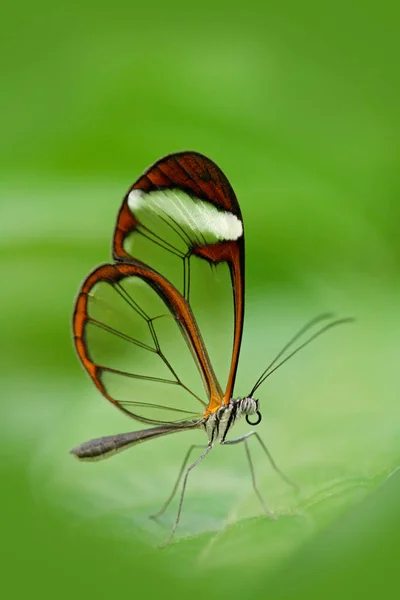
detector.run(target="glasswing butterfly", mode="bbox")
[71,151,351,543]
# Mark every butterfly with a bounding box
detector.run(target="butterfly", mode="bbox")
[71,151,351,543]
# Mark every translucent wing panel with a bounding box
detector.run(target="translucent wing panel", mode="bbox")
[187,257,234,394]
[100,372,203,423]
[120,231,235,395]
[74,265,209,425]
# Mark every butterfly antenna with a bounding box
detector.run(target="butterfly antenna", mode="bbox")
[249,313,334,394]
[249,315,354,396]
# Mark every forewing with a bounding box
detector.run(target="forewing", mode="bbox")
[113,152,245,408]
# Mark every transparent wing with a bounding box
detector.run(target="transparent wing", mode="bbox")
[73,262,224,425]
[112,152,245,410]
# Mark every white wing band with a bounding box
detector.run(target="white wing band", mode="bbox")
[128,188,243,244]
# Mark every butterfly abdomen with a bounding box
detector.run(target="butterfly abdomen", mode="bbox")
[70,423,199,461]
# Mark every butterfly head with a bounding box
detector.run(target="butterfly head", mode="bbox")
[237,396,262,426]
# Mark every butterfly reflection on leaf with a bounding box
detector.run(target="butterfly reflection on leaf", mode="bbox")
[71,152,351,544]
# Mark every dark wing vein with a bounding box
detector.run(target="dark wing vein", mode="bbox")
[118,400,199,415]
[87,318,156,352]
[114,282,150,321]
[99,365,178,385]
[137,224,185,257]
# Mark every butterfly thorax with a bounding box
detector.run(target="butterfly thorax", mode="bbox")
[203,397,259,444]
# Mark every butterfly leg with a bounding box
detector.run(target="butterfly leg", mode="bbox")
[161,444,213,546]
[149,444,207,520]
[222,431,298,517]
[250,432,299,491]
[222,432,276,518]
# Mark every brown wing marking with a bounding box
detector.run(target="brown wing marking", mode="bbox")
[113,151,242,260]
[73,261,224,421]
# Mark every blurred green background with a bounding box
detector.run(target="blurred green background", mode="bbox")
[1,0,399,598]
